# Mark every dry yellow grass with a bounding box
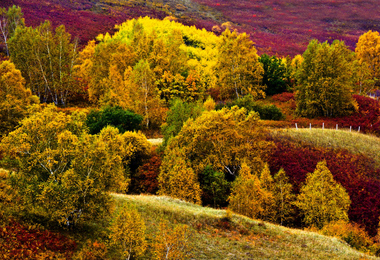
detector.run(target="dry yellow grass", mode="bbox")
[111,193,379,259]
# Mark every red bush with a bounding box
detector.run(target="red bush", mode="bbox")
[271,92,294,102]
[269,137,380,236]
[0,220,77,259]
[133,150,162,194]
[323,95,380,134]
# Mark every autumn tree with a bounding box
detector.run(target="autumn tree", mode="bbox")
[355,30,380,93]
[152,221,193,260]
[228,162,272,219]
[217,29,265,100]
[127,59,159,129]
[259,54,288,95]
[0,5,24,56]
[0,60,39,136]
[167,106,273,177]
[273,168,295,226]
[9,21,78,106]
[295,40,358,118]
[158,147,201,204]
[295,161,351,229]
[258,164,276,222]
[0,104,146,226]
[110,205,147,260]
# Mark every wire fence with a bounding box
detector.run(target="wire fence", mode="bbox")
[294,122,361,132]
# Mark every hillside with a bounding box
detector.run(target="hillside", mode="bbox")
[110,193,377,259]
[1,0,380,55]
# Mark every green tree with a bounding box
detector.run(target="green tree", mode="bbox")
[9,21,78,106]
[217,29,265,100]
[0,105,136,226]
[295,40,358,118]
[295,161,351,229]
[259,54,288,95]
[86,106,143,135]
[110,205,147,260]
[0,5,24,56]
[0,60,39,136]
[199,166,230,208]
[161,99,204,147]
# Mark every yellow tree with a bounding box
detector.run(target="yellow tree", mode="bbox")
[217,29,265,100]
[355,30,380,93]
[167,106,273,177]
[258,164,276,222]
[228,162,271,219]
[0,60,38,136]
[110,206,147,260]
[295,161,351,229]
[152,221,192,260]
[0,105,133,226]
[273,168,295,226]
[158,147,201,204]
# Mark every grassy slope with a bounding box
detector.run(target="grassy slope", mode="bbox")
[271,128,380,169]
[111,193,377,259]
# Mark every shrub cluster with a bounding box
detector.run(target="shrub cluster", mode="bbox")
[86,106,143,135]
[216,95,284,120]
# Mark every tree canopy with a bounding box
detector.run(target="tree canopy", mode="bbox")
[295,40,358,118]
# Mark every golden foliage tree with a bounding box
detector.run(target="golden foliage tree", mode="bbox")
[258,164,276,222]
[0,104,137,226]
[152,221,192,260]
[217,29,265,100]
[158,147,201,204]
[228,162,272,219]
[295,161,351,229]
[295,40,358,118]
[167,106,273,177]
[356,30,380,80]
[110,206,147,260]
[355,30,380,93]
[0,60,38,136]
[273,168,295,226]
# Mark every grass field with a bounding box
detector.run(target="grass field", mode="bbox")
[110,193,378,259]
[271,128,380,169]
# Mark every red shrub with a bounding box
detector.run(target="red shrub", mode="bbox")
[269,137,380,236]
[271,92,294,102]
[133,150,162,194]
[0,220,77,259]
[322,95,380,134]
